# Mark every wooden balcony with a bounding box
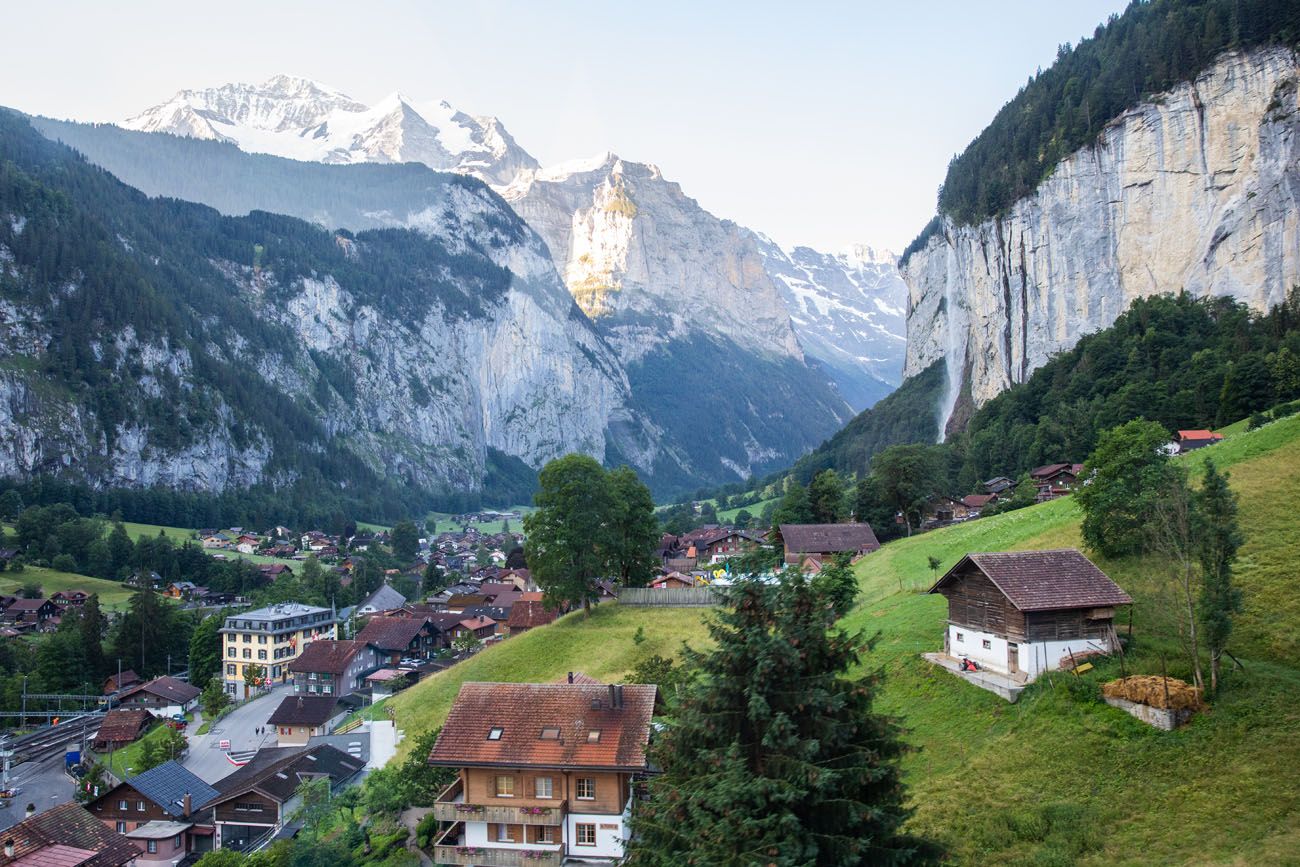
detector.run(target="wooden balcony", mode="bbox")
[432,823,562,867]
[433,778,567,826]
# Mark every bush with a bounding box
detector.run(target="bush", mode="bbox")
[51,553,78,572]
[1248,411,1270,431]
[414,811,439,848]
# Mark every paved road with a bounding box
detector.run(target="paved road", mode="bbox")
[0,751,73,832]
[183,685,294,785]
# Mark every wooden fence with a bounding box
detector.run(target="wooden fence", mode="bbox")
[616,587,720,607]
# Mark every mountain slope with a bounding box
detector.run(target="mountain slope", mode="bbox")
[0,110,643,510]
[903,36,1300,432]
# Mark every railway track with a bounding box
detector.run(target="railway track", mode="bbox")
[3,715,101,764]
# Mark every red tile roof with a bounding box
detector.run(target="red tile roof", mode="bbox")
[779,523,880,555]
[506,601,556,630]
[961,494,996,508]
[457,615,496,631]
[288,639,362,675]
[429,682,657,771]
[1176,429,1223,440]
[9,844,98,867]
[0,803,140,867]
[355,616,426,651]
[931,549,1132,612]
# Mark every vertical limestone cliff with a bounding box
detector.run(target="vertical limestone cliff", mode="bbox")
[903,47,1300,430]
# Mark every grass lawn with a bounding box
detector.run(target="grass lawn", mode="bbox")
[423,505,533,536]
[383,410,1300,864]
[387,604,711,760]
[0,566,136,610]
[716,496,778,523]
[94,723,177,778]
[120,522,195,542]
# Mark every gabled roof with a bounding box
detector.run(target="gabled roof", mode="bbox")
[9,843,98,867]
[268,695,340,728]
[118,676,201,705]
[1176,429,1224,440]
[507,600,556,630]
[929,549,1132,612]
[779,522,880,554]
[103,760,219,816]
[0,803,140,867]
[288,639,362,675]
[1029,463,1075,479]
[457,615,496,631]
[105,670,140,691]
[210,745,363,805]
[94,708,153,744]
[358,584,407,612]
[355,615,426,651]
[6,598,55,612]
[429,682,657,771]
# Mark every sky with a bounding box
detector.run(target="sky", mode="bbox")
[3,1,1130,253]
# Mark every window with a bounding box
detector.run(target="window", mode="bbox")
[955,632,964,643]
[258,635,267,644]
[494,775,514,797]
[227,648,236,658]
[257,650,267,660]
[534,826,555,844]
[487,726,504,740]
[146,841,158,854]
[174,835,183,850]
[115,822,126,833]
[495,823,514,842]
[118,799,128,810]
[137,800,145,812]
[576,823,596,846]
[539,726,560,740]
[243,649,251,659]
[242,634,251,643]
[982,639,992,650]
[535,777,553,799]
[576,778,595,800]
[587,730,601,743]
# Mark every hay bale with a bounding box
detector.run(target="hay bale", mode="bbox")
[1101,675,1203,710]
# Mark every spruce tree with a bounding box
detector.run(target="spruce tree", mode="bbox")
[629,571,937,866]
[1196,460,1243,693]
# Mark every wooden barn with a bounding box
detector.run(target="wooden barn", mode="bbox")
[928,549,1131,682]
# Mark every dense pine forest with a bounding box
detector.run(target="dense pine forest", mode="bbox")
[903,0,1300,262]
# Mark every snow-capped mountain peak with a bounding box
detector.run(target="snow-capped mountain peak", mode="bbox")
[122,75,538,185]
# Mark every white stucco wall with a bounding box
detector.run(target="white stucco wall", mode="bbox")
[565,811,627,860]
[948,624,1116,681]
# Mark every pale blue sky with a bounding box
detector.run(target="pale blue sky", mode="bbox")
[4,1,1129,252]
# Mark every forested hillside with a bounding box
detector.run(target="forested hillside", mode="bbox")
[913,0,1300,241]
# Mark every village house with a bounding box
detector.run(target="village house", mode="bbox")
[0,802,140,867]
[779,523,881,566]
[355,583,407,617]
[982,476,1017,495]
[91,708,155,752]
[1173,429,1225,453]
[267,694,345,746]
[355,615,441,664]
[428,680,658,866]
[220,603,337,699]
[51,590,90,608]
[288,638,380,697]
[927,549,1131,688]
[104,670,141,695]
[0,597,59,625]
[650,571,697,589]
[451,615,498,645]
[1028,463,1085,501]
[205,745,363,850]
[85,760,219,862]
[506,600,557,636]
[115,676,202,717]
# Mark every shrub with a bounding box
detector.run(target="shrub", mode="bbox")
[51,553,78,572]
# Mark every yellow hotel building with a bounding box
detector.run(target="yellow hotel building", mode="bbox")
[220,603,337,699]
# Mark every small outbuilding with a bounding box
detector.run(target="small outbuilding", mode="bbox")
[928,549,1131,684]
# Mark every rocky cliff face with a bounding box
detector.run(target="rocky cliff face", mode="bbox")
[903,47,1300,432]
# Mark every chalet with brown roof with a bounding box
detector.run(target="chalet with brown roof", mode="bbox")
[928,549,1131,685]
[205,745,363,850]
[650,571,696,589]
[506,600,556,636]
[355,615,440,663]
[1028,463,1084,501]
[779,522,880,566]
[452,615,497,643]
[267,695,345,746]
[1174,429,1225,453]
[85,759,219,861]
[288,639,380,697]
[115,677,201,715]
[91,709,155,752]
[0,803,140,867]
[50,591,89,608]
[1,598,58,625]
[428,681,657,865]
[103,670,141,696]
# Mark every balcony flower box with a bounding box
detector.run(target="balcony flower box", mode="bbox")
[522,852,554,861]
[454,804,484,814]
[455,846,485,857]
[519,806,552,816]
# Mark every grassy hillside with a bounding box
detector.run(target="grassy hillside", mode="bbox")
[0,566,136,610]
[384,413,1300,864]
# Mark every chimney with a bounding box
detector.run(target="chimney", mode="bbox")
[567,672,574,684]
[297,696,304,709]
[182,793,192,818]
[5,839,15,859]
[24,804,34,819]
[615,685,624,709]
[608,684,616,708]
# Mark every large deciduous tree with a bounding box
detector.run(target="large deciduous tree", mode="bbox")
[629,569,938,866]
[871,444,941,536]
[808,469,848,524]
[1076,419,1174,557]
[525,455,657,611]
